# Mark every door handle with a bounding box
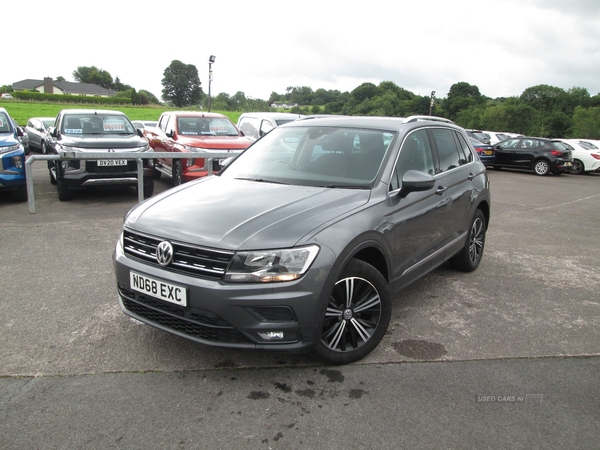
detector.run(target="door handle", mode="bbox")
[468,173,475,181]
[436,186,447,195]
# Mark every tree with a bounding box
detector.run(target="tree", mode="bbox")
[161,60,202,107]
[444,82,485,120]
[139,89,160,104]
[569,106,600,139]
[351,83,378,103]
[73,66,114,89]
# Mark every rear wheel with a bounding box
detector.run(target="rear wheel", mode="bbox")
[569,159,584,175]
[534,159,550,176]
[314,259,391,365]
[41,140,48,155]
[449,209,486,272]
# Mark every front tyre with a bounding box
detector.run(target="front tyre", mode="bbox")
[142,180,154,198]
[172,161,183,186]
[314,259,391,365]
[449,209,486,272]
[56,177,74,201]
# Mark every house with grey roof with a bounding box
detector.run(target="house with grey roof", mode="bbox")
[12,77,116,97]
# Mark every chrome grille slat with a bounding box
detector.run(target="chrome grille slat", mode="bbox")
[123,229,234,279]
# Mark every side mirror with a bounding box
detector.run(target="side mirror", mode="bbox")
[400,170,435,197]
[16,127,24,137]
[166,130,174,138]
[137,128,144,138]
[49,126,58,138]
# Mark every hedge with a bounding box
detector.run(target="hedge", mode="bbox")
[12,91,132,105]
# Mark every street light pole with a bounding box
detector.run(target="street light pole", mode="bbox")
[208,55,216,112]
[429,90,436,116]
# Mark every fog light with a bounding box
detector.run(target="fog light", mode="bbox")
[257,331,285,341]
[12,156,23,169]
[186,158,194,167]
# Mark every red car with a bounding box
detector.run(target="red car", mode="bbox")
[146,112,252,185]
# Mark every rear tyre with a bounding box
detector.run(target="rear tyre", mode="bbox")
[314,259,391,365]
[533,159,550,176]
[449,209,486,272]
[41,140,48,155]
[172,161,183,186]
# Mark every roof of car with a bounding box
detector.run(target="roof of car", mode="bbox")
[59,109,126,116]
[239,112,304,119]
[164,111,228,118]
[286,115,457,131]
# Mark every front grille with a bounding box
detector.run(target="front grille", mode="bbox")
[119,285,250,344]
[123,230,234,279]
[86,160,137,174]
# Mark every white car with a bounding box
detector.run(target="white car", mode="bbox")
[557,139,600,175]
[237,112,304,142]
[482,131,513,145]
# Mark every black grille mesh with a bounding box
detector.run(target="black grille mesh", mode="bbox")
[119,285,250,344]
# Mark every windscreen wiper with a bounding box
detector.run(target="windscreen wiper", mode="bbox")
[234,177,288,185]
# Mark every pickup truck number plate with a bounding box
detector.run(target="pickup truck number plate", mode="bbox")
[98,159,127,166]
[130,271,187,307]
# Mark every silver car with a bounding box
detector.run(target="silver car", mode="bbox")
[25,117,55,154]
[113,115,491,364]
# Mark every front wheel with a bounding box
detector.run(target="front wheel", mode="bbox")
[56,177,74,201]
[534,159,550,176]
[313,259,391,365]
[11,184,27,202]
[172,161,183,186]
[449,209,486,272]
[142,180,154,199]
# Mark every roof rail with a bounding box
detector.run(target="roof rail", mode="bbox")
[402,115,454,124]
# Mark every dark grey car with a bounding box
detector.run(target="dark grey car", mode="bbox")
[113,115,491,364]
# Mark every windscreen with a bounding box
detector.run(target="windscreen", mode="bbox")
[62,114,135,135]
[219,126,395,188]
[0,112,11,133]
[177,117,239,136]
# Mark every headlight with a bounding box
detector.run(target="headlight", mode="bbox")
[0,143,21,154]
[223,245,320,283]
[183,145,208,152]
[136,145,151,152]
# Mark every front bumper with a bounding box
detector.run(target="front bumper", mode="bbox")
[113,238,327,352]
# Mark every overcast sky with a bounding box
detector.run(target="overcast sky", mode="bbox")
[4,0,600,101]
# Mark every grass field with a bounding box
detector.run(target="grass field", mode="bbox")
[0,100,241,126]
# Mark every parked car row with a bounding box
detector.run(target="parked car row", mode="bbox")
[469,130,600,176]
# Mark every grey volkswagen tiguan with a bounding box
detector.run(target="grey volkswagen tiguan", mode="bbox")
[113,115,491,364]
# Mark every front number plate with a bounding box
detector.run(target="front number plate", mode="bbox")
[98,159,127,166]
[130,272,187,307]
